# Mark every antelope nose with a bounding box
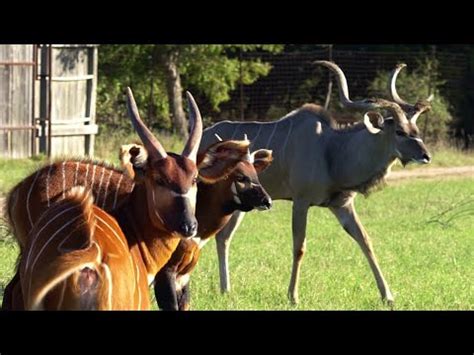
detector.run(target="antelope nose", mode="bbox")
[180,221,198,238]
[422,153,431,164]
[259,196,272,210]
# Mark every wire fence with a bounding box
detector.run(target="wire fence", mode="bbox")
[216,47,470,125]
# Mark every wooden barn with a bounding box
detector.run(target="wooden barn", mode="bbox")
[0,44,98,159]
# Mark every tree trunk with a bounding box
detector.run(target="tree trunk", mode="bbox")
[160,49,188,138]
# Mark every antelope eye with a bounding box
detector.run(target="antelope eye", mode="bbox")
[396,130,406,137]
[155,178,165,186]
[236,175,246,182]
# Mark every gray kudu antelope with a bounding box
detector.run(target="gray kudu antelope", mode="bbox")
[198,61,432,305]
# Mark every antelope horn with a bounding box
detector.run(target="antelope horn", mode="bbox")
[126,87,167,160]
[389,63,434,112]
[182,91,203,162]
[388,63,412,111]
[315,61,409,125]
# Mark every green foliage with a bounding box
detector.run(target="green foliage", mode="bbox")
[368,58,453,143]
[97,45,283,132]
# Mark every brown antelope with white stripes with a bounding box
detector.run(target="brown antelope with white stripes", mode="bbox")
[19,186,150,310]
[3,88,204,309]
[120,135,273,310]
[201,61,432,306]
[3,88,260,310]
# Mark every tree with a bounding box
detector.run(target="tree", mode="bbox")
[97,45,283,137]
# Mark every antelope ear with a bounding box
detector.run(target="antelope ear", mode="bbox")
[251,149,273,173]
[119,143,148,180]
[197,140,249,184]
[363,112,384,135]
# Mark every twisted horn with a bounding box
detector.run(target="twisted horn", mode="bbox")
[126,87,167,160]
[182,91,203,162]
[315,61,409,125]
[389,63,433,119]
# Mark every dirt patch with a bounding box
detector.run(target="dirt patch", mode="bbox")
[387,166,474,181]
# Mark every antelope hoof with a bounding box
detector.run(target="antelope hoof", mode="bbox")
[382,294,395,309]
[288,292,299,305]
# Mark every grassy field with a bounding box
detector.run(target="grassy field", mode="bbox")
[0,176,473,310]
[0,134,473,309]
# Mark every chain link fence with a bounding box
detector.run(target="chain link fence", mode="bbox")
[214,46,473,147]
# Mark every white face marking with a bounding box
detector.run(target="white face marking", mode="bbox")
[409,136,424,143]
[169,186,198,208]
[147,274,156,286]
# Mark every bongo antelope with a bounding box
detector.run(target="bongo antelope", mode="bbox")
[19,187,150,310]
[2,89,245,310]
[121,136,273,310]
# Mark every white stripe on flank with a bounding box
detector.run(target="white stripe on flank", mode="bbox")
[27,215,82,293]
[102,263,113,310]
[74,162,80,186]
[25,205,80,271]
[46,165,53,207]
[26,171,40,228]
[96,167,106,205]
[29,261,96,310]
[230,124,240,140]
[84,163,90,187]
[94,215,128,251]
[56,281,67,310]
[250,125,262,149]
[102,170,114,209]
[265,121,279,149]
[91,165,97,191]
[282,119,293,164]
[57,221,88,252]
[135,261,141,310]
[113,174,124,209]
[61,162,67,199]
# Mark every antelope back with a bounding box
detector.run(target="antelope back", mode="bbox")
[20,186,149,310]
[6,160,134,249]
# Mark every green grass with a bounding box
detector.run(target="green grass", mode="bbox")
[0,156,46,195]
[1,177,473,310]
[188,177,474,310]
